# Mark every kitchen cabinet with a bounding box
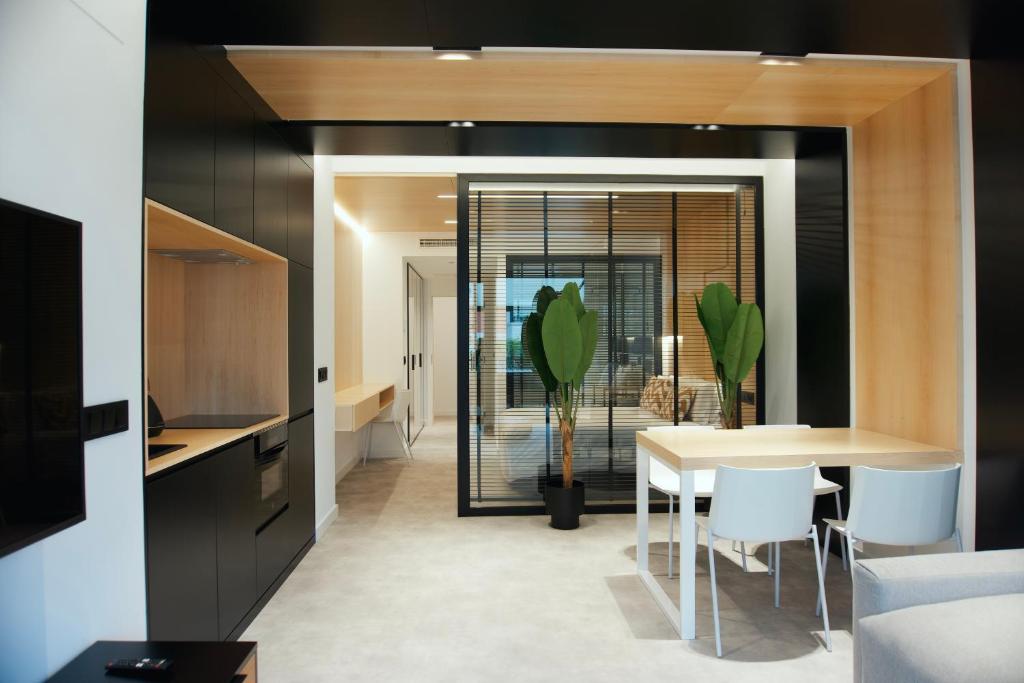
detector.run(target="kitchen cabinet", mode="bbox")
[144,42,217,226]
[289,263,314,417]
[215,439,257,640]
[146,455,220,640]
[287,155,314,268]
[214,80,255,242]
[254,123,290,257]
[286,413,315,546]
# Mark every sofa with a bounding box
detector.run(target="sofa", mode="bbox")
[853,549,1024,682]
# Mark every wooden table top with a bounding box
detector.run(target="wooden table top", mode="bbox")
[636,427,960,471]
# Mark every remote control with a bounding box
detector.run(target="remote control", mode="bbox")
[105,657,173,677]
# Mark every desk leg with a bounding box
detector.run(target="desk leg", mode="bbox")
[677,468,696,639]
[636,446,649,572]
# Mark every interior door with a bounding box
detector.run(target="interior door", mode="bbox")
[406,264,426,442]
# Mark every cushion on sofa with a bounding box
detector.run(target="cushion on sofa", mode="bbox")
[858,593,1024,683]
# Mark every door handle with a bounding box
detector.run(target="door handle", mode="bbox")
[411,355,416,371]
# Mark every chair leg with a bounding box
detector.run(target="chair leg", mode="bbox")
[740,542,748,572]
[954,528,963,552]
[668,495,675,580]
[845,534,857,578]
[774,542,781,608]
[834,491,848,571]
[394,421,413,460]
[362,423,374,467]
[810,526,832,652]
[767,541,774,575]
[708,531,723,658]
[817,525,832,617]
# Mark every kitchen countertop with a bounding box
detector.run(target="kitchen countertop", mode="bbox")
[146,415,286,477]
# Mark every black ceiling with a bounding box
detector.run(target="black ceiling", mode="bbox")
[152,0,1020,60]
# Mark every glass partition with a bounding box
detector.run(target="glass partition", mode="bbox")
[462,181,762,513]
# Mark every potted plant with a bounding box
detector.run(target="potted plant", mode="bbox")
[694,282,764,429]
[522,283,598,529]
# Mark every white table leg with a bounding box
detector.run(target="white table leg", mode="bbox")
[677,468,696,639]
[636,446,649,573]
[636,447,694,640]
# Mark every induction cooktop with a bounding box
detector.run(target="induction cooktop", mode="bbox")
[163,413,277,429]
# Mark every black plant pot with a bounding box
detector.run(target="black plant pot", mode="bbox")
[545,479,585,530]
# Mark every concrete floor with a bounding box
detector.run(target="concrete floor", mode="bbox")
[244,419,853,681]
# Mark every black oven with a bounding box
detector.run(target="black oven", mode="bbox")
[255,423,288,531]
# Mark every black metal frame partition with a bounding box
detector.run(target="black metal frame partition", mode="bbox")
[457,174,765,517]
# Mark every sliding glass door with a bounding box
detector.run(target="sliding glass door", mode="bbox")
[459,178,762,514]
[406,263,427,443]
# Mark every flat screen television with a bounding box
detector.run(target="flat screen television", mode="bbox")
[0,197,84,558]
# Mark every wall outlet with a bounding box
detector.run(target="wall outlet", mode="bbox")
[317,367,328,383]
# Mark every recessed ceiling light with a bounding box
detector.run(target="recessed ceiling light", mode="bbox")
[448,121,476,127]
[444,219,457,224]
[437,194,457,199]
[758,51,806,66]
[436,52,473,61]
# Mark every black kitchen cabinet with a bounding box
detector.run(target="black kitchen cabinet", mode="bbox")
[214,80,255,242]
[144,41,217,225]
[146,456,220,640]
[254,123,290,257]
[289,262,314,417]
[286,413,315,546]
[215,440,257,640]
[287,155,314,268]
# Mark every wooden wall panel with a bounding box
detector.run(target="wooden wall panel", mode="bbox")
[185,262,288,416]
[853,71,960,449]
[334,223,363,391]
[147,253,187,419]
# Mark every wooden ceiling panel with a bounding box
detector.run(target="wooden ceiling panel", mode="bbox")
[229,50,953,127]
[334,176,457,232]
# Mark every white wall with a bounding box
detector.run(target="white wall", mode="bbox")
[312,156,338,537]
[432,297,458,417]
[0,2,147,680]
[329,156,798,424]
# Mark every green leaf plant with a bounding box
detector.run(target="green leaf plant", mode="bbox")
[694,282,764,429]
[522,282,598,487]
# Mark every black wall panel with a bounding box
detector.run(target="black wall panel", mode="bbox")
[288,263,314,417]
[214,80,255,242]
[287,156,315,268]
[254,123,290,257]
[971,58,1024,551]
[794,133,850,429]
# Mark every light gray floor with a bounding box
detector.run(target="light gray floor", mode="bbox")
[243,419,853,681]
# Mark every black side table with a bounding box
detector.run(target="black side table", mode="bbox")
[46,641,257,683]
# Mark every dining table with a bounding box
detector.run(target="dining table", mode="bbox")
[634,426,962,639]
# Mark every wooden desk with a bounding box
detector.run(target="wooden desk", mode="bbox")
[46,641,257,682]
[634,427,961,640]
[335,383,395,432]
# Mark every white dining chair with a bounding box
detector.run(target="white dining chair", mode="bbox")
[363,389,413,466]
[744,425,848,573]
[646,424,715,579]
[816,463,962,616]
[698,463,831,657]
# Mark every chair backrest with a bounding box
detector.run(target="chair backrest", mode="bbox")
[387,389,412,422]
[846,464,961,545]
[709,463,816,542]
[744,424,811,430]
[646,425,714,485]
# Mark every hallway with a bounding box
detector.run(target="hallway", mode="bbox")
[244,418,852,682]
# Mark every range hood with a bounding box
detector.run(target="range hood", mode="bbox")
[150,248,255,265]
